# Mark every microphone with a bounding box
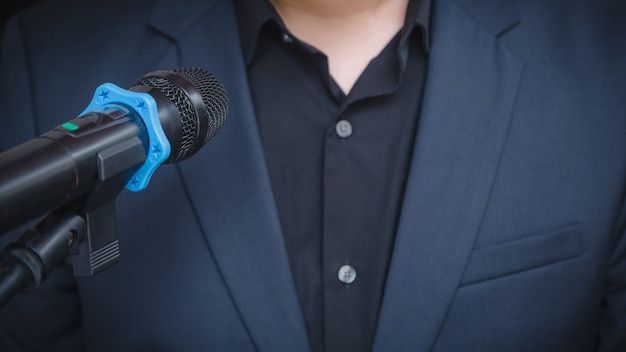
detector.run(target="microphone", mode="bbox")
[0,67,229,235]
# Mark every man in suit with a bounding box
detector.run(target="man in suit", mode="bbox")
[0,0,624,351]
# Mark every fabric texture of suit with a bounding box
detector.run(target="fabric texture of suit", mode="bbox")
[0,0,625,351]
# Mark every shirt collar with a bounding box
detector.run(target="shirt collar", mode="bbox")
[235,0,432,67]
[403,0,431,52]
[235,0,278,66]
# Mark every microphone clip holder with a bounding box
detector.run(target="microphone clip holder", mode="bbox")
[0,136,146,308]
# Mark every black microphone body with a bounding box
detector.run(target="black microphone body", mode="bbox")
[0,68,227,306]
[0,105,148,234]
[0,67,229,235]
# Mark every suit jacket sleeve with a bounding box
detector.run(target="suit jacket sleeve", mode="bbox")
[598,199,626,351]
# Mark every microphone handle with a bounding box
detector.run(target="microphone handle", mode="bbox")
[0,105,148,235]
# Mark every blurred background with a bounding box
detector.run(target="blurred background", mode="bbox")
[1,1,42,26]
[1,1,43,44]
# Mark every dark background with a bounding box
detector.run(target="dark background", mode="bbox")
[1,1,42,35]
[0,1,42,50]
[1,1,41,25]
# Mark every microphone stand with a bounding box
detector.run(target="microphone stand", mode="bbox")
[0,136,146,308]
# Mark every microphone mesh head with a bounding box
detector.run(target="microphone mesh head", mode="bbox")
[169,67,229,144]
[133,67,229,163]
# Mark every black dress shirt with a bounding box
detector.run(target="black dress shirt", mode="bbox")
[235,1,431,351]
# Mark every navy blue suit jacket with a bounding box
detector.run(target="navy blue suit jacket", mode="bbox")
[0,0,625,351]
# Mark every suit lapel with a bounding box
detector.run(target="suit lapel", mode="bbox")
[373,0,523,350]
[148,1,310,351]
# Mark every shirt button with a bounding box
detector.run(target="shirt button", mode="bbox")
[282,33,293,43]
[338,264,357,284]
[335,120,352,138]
